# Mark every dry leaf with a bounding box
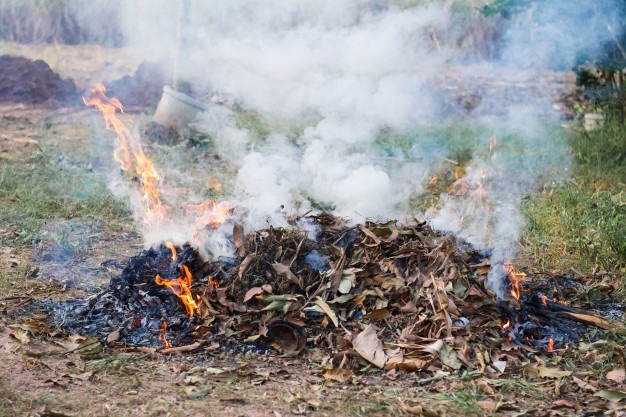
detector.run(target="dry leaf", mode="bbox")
[314,297,339,327]
[272,263,300,286]
[233,222,246,257]
[552,399,578,410]
[238,253,255,279]
[67,371,94,381]
[439,343,461,370]
[572,376,597,393]
[106,329,120,343]
[323,367,352,383]
[243,286,265,303]
[607,368,626,384]
[353,324,387,368]
[594,389,626,402]
[523,364,572,379]
[477,379,495,395]
[10,327,30,345]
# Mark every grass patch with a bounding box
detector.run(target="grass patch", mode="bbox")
[518,119,626,274]
[0,149,131,246]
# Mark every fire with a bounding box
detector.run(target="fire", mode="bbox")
[503,260,526,300]
[541,295,548,305]
[547,338,554,352]
[501,319,511,331]
[207,275,219,289]
[155,265,198,316]
[184,200,232,228]
[166,242,177,261]
[83,84,167,225]
[429,176,437,185]
[205,177,223,194]
[159,320,172,348]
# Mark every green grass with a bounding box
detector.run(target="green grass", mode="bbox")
[0,149,131,247]
[519,118,626,274]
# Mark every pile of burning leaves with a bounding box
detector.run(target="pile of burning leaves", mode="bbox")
[43,212,619,374]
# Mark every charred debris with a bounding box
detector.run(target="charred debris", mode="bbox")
[42,212,620,371]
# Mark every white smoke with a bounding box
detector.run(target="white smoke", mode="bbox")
[75,0,624,294]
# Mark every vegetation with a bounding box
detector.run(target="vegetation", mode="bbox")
[519,120,626,273]
[0,0,122,45]
[0,137,131,248]
[481,0,626,121]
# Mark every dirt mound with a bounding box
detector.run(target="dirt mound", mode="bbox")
[0,55,79,106]
[104,61,172,108]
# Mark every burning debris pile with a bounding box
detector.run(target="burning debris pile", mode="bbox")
[39,84,618,373]
[42,213,617,372]
[44,215,490,367]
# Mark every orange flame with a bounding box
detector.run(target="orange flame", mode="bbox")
[205,177,223,194]
[166,242,177,261]
[541,295,547,305]
[155,265,198,316]
[547,338,554,352]
[503,261,526,300]
[429,176,438,185]
[83,84,167,225]
[207,275,219,289]
[159,320,172,348]
[501,319,511,331]
[184,200,232,228]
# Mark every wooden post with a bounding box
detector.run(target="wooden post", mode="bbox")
[172,0,191,91]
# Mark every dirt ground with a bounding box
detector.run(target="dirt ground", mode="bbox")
[1,42,625,417]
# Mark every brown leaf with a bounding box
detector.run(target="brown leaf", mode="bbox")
[233,222,246,257]
[323,367,352,383]
[329,250,346,292]
[358,224,382,244]
[385,349,431,372]
[67,371,94,381]
[552,399,578,410]
[607,368,626,384]
[272,263,300,286]
[477,379,495,395]
[353,324,387,368]
[243,286,265,303]
[572,376,597,393]
[106,329,120,343]
[238,254,255,279]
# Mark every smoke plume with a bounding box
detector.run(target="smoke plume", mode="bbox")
[76,0,624,295]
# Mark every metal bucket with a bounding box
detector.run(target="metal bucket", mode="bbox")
[153,85,208,129]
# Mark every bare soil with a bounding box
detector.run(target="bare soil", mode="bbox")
[0,42,625,417]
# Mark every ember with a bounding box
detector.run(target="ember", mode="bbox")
[498,272,614,353]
